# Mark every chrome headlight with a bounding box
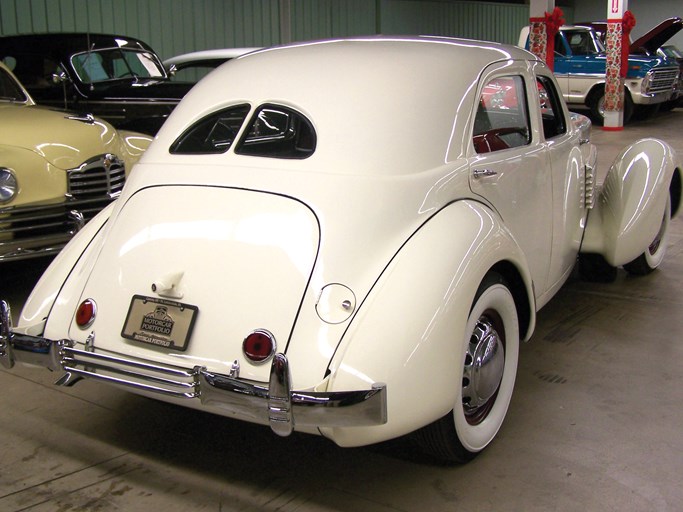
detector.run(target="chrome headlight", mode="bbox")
[0,168,18,204]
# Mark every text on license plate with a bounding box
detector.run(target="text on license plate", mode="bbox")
[121,295,198,351]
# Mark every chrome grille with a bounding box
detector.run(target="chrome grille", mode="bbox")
[0,153,126,261]
[67,154,126,198]
[648,67,679,94]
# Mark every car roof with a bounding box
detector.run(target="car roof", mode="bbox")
[157,36,540,176]
[163,48,262,68]
[0,33,156,59]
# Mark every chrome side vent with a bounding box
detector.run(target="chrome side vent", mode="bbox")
[584,163,596,209]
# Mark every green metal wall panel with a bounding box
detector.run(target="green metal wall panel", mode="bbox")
[0,0,574,59]
[0,0,282,60]
[289,0,376,42]
[379,0,573,46]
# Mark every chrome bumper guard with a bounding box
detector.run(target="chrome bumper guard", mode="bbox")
[0,301,386,436]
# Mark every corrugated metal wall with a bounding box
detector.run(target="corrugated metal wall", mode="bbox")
[0,0,574,60]
[379,0,570,44]
[0,0,282,59]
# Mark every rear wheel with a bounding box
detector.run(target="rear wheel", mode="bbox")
[624,197,671,275]
[414,272,519,463]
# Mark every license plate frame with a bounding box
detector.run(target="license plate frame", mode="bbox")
[121,295,198,352]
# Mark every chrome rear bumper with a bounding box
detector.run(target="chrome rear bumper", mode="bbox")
[0,300,386,436]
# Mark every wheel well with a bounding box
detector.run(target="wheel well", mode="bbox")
[585,83,605,107]
[671,168,682,218]
[586,83,633,106]
[489,261,532,341]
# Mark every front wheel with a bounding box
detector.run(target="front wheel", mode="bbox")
[414,272,519,463]
[624,197,671,275]
[588,87,633,125]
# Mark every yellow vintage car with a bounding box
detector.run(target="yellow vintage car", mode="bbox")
[0,61,151,262]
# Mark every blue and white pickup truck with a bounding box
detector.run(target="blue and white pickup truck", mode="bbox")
[520,25,679,123]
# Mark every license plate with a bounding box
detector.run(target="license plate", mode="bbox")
[121,295,198,351]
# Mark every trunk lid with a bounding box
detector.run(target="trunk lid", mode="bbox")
[72,185,319,382]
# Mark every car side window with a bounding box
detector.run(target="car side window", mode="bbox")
[0,66,27,101]
[3,54,62,91]
[235,104,316,159]
[473,75,531,154]
[170,104,251,154]
[536,76,567,139]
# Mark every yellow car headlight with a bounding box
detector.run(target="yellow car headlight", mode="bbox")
[0,168,18,204]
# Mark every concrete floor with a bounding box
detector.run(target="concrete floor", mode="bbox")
[1,108,682,512]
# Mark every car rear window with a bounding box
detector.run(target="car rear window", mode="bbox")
[170,104,251,154]
[235,104,316,159]
[170,103,316,159]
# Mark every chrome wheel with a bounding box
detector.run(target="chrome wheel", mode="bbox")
[414,272,520,463]
[462,313,505,425]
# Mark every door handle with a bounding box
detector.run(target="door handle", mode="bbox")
[472,169,498,179]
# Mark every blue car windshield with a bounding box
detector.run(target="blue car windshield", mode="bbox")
[71,48,166,84]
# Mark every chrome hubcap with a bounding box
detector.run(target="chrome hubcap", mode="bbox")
[462,315,505,424]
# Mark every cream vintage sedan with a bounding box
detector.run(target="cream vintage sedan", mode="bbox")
[0,61,151,261]
[1,37,680,463]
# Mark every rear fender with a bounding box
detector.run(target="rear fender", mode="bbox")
[320,200,535,447]
[582,138,681,266]
[17,203,114,335]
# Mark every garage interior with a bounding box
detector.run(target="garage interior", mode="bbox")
[1,1,682,511]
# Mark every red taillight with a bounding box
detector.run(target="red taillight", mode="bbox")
[75,299,97,328]
[242,329,276,363]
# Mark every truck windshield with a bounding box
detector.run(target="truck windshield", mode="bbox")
[563,29,605,55]
[71,48,166,84]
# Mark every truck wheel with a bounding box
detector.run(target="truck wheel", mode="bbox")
[588,87,633,125]
[624,197,671,275]
[414,272,519,463]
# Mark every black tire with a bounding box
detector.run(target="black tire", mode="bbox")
[588,86,633,125]
[578,253,617,282]
[623,197,671,275]
[413,272,519,463]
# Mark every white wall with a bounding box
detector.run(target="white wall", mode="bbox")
[572,0,683,50]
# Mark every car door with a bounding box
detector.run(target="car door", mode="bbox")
[535,69,591,301]
[469,69,553,299]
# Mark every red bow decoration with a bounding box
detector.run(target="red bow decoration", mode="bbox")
[544,7,565,70]
[621,10,636,77]
[545,7,565,37]
[622,10,636,35]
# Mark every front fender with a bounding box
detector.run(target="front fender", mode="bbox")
[17,202,114,335]
[118,130,153,174]
[582,138,681,266]
[320,200,535,447]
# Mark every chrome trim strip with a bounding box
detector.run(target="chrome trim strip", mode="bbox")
[0,301,387,433]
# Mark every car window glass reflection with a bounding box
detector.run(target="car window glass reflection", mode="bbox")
[236,104,316,159]
[473,75,531,154]
[537,76,567,139]
[170,104,251,154]
[72,49,165,83]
